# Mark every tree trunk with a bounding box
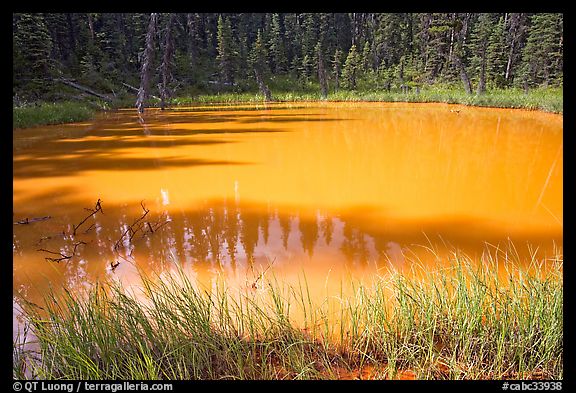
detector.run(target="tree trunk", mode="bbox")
[87,13,94,41]
[453,55,472,94]
[186,14,196,65]
[504,13,524,83]
[477,46,487,95]
[136,13,158,114]
[254,68,273,102]
[452,13,472,95]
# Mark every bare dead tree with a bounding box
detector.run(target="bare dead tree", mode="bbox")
[136,13,158,114]
[159,13,175,110]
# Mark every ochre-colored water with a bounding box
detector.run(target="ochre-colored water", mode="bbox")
[13,102,562,337]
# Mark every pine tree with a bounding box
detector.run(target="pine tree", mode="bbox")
[13,13,54,97]
[468,13,495,94]
[332,48,343,91]
[301,13,317,65]
[216,15,235,85]
[519,13,563,88]
[315,42,328,98]
[486,15,507,88]
[249,30,273,101]
[249,30,269,76]
[159,13,175,110]
[301,54,314,81]
[341,44,359,90]
[268,13,287,73]
[361,41,372,74]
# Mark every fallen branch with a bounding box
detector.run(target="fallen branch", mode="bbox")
[121,82,160,100]
[55,79,113,102]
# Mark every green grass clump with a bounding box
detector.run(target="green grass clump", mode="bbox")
[13,101,96,129]
[14,247,562,380]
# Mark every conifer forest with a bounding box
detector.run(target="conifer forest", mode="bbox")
[13,13,563,105]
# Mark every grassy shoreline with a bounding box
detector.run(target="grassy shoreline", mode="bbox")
[14,247,563,380]
[12,86,563,129]
[172,87,563,114]
[13,101,97,129]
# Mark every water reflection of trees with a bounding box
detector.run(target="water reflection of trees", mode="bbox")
[13,198,415,301]
[131,199,397,272]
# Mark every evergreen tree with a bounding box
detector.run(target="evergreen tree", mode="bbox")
[159,13,175,110]
[486,15,507,88]
[468,13,494,94]
[12,12,563,103]
[341,44,359,90]
[519,13,563,87]
[301,54,314,81]
[249,30,273,101]
[216,15,235,84]
[301,13,317,65]
[249,30,269,76]
[332,48,343,91]
[13,13,53,97]
[361,41,372,74]
[268,13,287,73]
[315,42,328,98]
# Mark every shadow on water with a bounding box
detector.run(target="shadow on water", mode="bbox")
[13,127,287,178]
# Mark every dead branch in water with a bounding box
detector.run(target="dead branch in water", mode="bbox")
[73,199,103,235]
[37,241,86,263]
[83,223,96,234]
[113,200,150,250]
[139,217,171,240]
[110,251,134,272]
[14,216,52,225]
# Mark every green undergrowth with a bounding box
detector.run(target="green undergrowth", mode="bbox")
[13,101,96,129]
